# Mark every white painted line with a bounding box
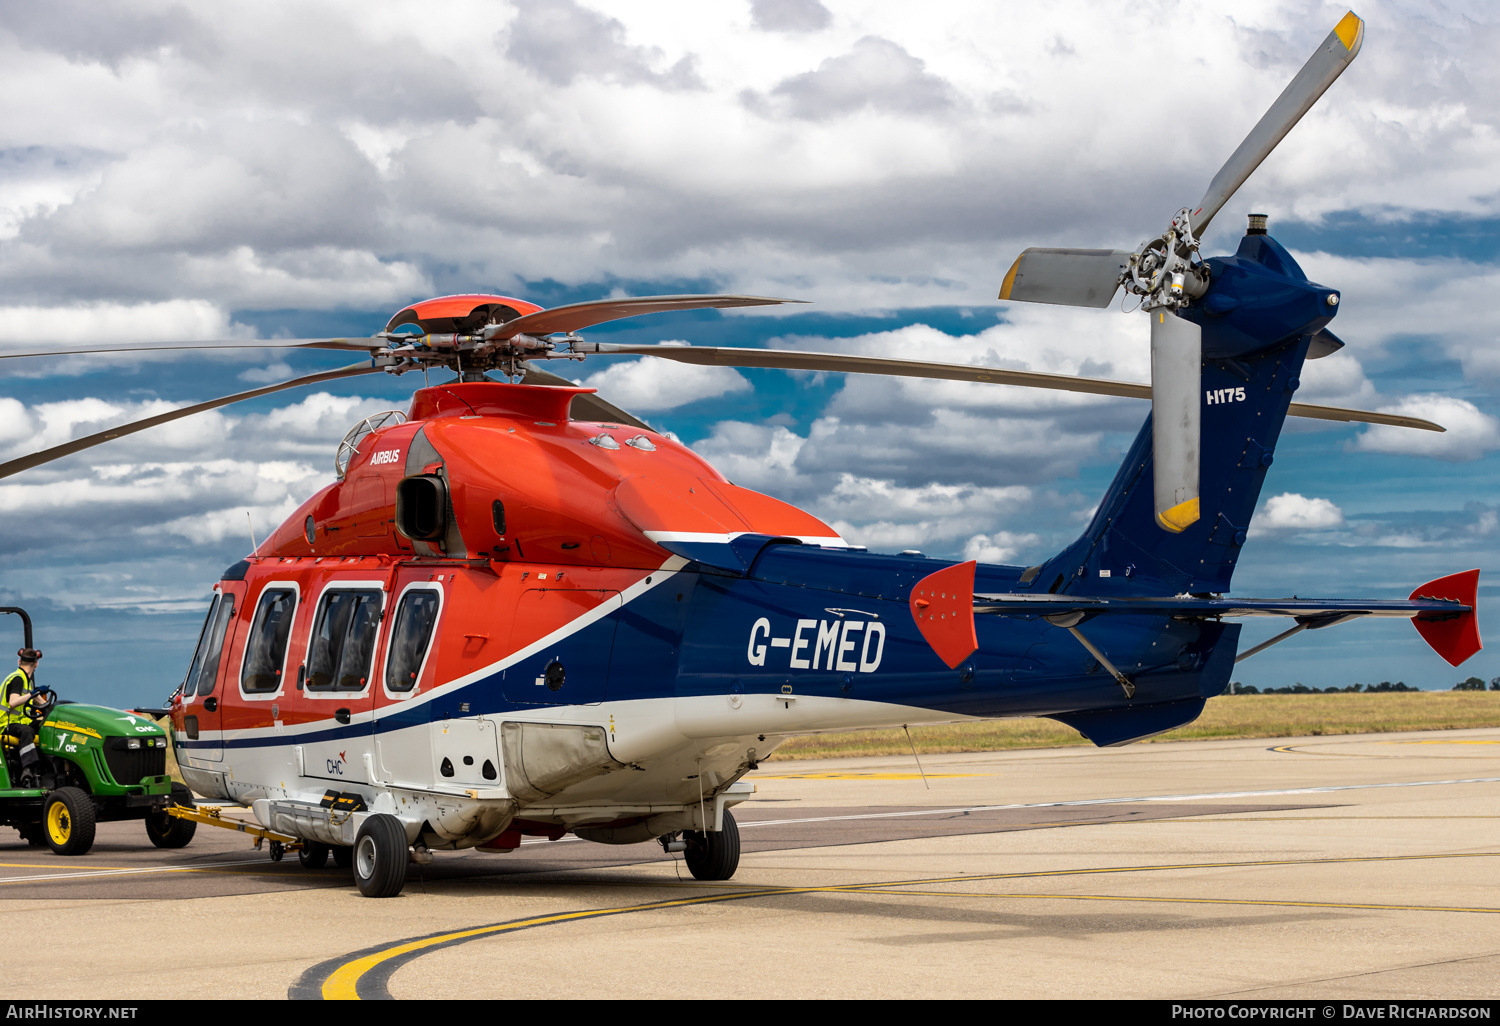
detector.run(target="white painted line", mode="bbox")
[735,776,1500,829]
[0,857,275,885]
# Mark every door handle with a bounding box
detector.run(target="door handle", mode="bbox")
[203,697,218,712]
[335,708,350,725]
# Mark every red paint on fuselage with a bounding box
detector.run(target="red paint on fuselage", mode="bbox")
[178,381,840,737]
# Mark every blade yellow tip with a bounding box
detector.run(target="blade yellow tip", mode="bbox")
[1155,497,1200,534]
[1334,11,1363,51]
[999,255,1023,300]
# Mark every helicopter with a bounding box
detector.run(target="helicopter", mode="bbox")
[0,11,1481,898]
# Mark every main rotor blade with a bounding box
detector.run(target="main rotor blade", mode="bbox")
[1149,309,1202,533]
[0,362,381,481]
[998,249,1133,308]
[0,337,383,360]
[572,343,1445,432]
[1193,11,1364,234]
[492,295,803,341]
[518,362,654,432]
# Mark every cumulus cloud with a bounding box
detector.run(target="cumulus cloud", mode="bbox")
[1250,493,1346,536]
[575,353,751,411]
[750,0,832,34]
[747,37,956,120]
[1353,395,1500,461]
[504,0,702,90]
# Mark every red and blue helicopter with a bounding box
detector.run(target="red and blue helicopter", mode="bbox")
[0,11,1480,897]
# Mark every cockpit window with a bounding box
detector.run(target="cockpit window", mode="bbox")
[181,596,218,700]
[307,589,383,693]
[241,588,296,694]
[192,594,236,698]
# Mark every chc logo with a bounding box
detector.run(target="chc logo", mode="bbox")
[747,617,886,673]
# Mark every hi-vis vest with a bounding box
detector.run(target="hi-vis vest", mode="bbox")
[0,670,31,726]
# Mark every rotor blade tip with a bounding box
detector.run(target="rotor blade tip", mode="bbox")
[1155,497,1200,534]
[999,255,1023,301]
[1335,11,1363,51]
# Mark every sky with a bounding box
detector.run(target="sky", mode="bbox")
[0,0,1496,707]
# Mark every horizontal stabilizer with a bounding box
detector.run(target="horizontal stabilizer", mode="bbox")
[1409,569,1482,667]
[910,561,979,668]
[974,591,1473,622]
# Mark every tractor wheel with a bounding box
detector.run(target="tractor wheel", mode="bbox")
[330,844,353,869]
[298,841,330,869]
[353,815,409,898]
[683,808,740,881]
[44,787,96,857]
[145,783,197,849]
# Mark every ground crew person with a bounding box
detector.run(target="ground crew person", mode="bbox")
[2,649,42,783]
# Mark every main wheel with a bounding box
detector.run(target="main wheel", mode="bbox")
[353,814,408,898]
[683,808,740,881]
[44,787,96,857]
[298,841,329,869]
[145,783,197,849]
[330,844,353,869]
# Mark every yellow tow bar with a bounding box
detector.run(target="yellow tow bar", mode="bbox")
[166,804,302,861]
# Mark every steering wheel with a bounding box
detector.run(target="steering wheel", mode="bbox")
[24,687,56,721]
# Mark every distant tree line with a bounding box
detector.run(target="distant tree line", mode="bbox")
[1228,677,1500,694]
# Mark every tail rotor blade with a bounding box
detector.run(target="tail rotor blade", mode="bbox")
[1193,11,1364,234]
[1150,309,1202,533]
[999,249,1133,308]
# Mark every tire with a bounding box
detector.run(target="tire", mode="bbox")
[298,842,330,869]
[330,844,353,869]
[145,783,197,849]
[44,787,96,857]
[353,814,408,898]
[683,808,740,881]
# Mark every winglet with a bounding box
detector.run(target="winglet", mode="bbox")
[910,561,978,669]
[1409,569,1481,667]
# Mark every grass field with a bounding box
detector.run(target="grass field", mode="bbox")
[767,691,1500,760]
[146,693,1500,777]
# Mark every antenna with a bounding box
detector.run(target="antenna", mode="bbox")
[246,511,258,554]
[902,724,930,789]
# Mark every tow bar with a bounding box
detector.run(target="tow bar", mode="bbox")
[165,804,302,861]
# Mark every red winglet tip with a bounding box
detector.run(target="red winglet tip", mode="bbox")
[909,560,978,669]
[1409,569,1482,668]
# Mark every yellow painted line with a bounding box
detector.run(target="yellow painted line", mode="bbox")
[320,886,812,1000]
[843,889,1500,915]
[316,849,1500,999]
[1390,740,1500,745]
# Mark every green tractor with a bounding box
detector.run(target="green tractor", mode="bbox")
[0,607,195,856]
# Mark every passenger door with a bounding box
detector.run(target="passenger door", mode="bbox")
[300,582,385,785]
[181,584,241,764]
[374,578,444,788]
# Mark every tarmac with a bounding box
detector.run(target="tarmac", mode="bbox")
[2,727,1498,1000]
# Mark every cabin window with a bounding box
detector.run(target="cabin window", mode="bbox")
[307,589,384,692]
[189,594,236,699]
[241,588,297,694]
[385,590,440,693]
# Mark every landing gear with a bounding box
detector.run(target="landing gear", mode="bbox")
[352,814,408,898]
[683,809,740,881]
[298,841,330,869]
[145,783,197,849]
[43,786,96,857]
